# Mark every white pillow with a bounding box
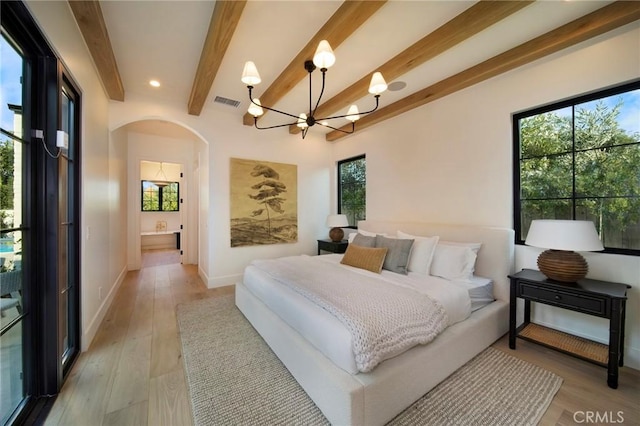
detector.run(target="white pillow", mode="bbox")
[348,229,385,243]
[439,240,482,253]
[397,231,439,275]
[430,244,478,282]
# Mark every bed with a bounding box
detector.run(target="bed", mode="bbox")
[236,220,514,425]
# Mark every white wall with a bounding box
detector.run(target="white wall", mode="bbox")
[108,126,128,293]
[110,93,333,288]
[25,1,127,350]
[331,23,640,368]
[195,138,209,279]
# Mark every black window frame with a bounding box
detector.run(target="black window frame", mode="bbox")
[513,79,640,256]
[337,154,366,228]
[141,180,179,212]
[1,1,82,423]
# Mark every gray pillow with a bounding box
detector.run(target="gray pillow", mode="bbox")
[375,235,414,275]
[351,233,376,248]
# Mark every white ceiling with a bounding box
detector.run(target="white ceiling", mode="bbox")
[99,0,617,137]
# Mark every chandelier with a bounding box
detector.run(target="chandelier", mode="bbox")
[241,40,388,139]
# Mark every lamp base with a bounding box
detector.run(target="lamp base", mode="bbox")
[537,249,588,282]
[329,227,344,242]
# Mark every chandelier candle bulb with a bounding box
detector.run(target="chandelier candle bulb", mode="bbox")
[247,98,264,117]
[297,113,308,129]
[313,40,336,69]
[242,40,385,139]
[369,72,388,95]
[346,105,360,122]
[241,61,261,85]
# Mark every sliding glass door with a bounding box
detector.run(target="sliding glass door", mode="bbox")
[59,80,80,374]
[1,3,81,423]
[0,31,28,426]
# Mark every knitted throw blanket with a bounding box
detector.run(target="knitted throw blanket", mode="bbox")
[251,256,448,373]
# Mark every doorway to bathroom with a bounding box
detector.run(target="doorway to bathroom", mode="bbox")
[140,160,183,267]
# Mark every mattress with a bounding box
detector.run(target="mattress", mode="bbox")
[243,254,478,374]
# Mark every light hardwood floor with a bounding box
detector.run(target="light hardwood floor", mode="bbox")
[45,256,639,425]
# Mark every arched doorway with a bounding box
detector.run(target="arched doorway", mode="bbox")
[110,119,208,271]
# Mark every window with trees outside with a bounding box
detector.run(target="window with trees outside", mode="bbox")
[338,155,366,227]
[513,80,640,255]
[141,181,179,212]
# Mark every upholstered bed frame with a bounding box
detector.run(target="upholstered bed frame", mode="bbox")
[236,221,515,425]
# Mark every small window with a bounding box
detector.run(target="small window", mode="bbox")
[338,155,366,227]
[513,80,640,255]
[141,181,179,212]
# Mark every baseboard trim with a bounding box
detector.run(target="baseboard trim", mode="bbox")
[81,265,127,352]
[208,273,242,289]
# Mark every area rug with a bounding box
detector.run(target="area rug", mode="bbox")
[177,295,562,425]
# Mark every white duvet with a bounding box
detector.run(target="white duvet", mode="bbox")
[243,254,472,374]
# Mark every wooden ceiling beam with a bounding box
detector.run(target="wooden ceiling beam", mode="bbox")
[290,0,533,134]
[242,0,387,126]
[69,0,124,101]
[327,1,640,142]
[188,1,247,116]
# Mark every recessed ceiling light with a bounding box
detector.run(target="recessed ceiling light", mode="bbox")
[149,80,161,88]
[387,81,407,92]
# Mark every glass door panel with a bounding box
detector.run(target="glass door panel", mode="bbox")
[59,85,77,369]
[0,32,26,424]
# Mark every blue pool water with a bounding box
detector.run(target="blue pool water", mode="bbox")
[0,241,14,253]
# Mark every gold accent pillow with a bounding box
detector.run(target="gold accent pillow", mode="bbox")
[340,244,388,273]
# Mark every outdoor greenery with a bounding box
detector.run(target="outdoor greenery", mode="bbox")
[339,157,366,227]
[0,139,15,231]
[141,181,179,212]
[0,139,14,211]
[519,96,640,250]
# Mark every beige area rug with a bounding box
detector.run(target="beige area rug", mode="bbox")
[177,295,562,426]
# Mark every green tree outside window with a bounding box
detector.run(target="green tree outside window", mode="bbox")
[338,155,366,227]
[141,181,179,212]
[515,83,640,253]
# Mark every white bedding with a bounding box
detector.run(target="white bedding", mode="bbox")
[465,276,495,311]
[237,221,515,425]
[243,253,472,374]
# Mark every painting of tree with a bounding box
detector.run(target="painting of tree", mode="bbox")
[230,158,297,247]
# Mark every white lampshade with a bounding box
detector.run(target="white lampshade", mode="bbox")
[345,105,360,122]
[297,113,308,129]
[313,40,336,69]
[247,98,264,117]
[326,214,349,228]
[241,61,261,85]
[368,72,387,95]
[525,220,604,252]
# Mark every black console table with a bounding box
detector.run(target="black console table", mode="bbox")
[509,269,630,389]
[317,239,348,255]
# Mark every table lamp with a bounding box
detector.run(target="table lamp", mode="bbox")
[326,214,349,242]
[525,219,604,282]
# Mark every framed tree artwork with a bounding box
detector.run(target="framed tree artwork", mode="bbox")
[230,158,298,247]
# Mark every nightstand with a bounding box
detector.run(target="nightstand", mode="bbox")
[317,239,348,255]
[509,269,630,389]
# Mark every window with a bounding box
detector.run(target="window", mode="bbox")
[338,155,365,227]
[513,80,640,255]
[141,181,179,211]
